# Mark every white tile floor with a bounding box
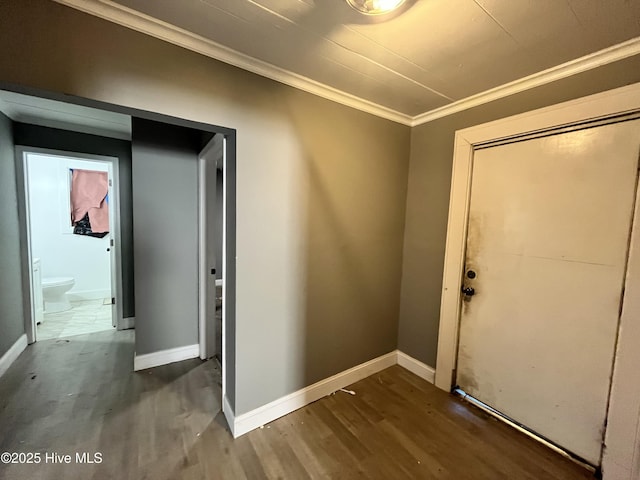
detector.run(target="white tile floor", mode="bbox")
[37,299,114,340]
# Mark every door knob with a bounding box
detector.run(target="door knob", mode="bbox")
[461,286,475,296]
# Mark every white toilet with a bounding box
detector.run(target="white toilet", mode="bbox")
[42,277,75,313]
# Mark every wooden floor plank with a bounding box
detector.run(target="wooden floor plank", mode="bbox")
[0,330,594,479]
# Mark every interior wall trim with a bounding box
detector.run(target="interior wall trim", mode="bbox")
[230,350,436,438]
[222,394,236,438]
[232,350,398,438]
[410,37,640,127]
[52,0,413,126]
[52,1,640,128]
[397,350,435,384]
[133,343,199,371]
[0,334,28,379]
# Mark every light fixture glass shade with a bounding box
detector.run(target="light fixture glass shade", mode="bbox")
[346,0,406,15]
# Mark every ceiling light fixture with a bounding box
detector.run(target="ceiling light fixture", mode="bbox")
[346,0,406,15]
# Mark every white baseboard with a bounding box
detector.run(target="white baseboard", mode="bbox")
[67,289,111,302]
[119,316,135,330]
[223,395,236,437]
[232,350,397,438]
[0,334,28,378]
[396,350,436,384]
[134,343,199,371]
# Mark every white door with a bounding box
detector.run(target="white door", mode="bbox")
[198,134,223,359]
[106,164,117,329]
[457,119,640,466]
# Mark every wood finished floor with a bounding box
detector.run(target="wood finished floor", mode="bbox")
[0,330,593,480]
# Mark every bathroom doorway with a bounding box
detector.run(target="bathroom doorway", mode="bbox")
[19,148,123,343]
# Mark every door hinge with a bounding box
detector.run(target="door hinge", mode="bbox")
[109,179,112,187]
[110,238,114,247]
[111,297,116,305]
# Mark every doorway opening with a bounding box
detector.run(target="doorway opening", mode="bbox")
[20,148,122,343]
[1,82,237,433]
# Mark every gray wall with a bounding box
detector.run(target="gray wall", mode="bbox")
[398,54,640,366]
[0,112,25,357]
[0,0,410,415]
[12,123,135,318]
[131,118,202,355]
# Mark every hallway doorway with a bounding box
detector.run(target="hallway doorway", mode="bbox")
[20,148,122,343]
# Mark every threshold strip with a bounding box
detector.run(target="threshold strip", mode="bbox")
[453,388,597,475]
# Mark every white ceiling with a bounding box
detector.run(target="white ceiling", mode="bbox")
[56,0,640,124]
[0,90,131,139]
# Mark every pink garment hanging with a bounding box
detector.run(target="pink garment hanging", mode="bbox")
[70,169,110,233]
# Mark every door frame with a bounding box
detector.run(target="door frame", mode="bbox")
[198,132,232,409]
[16,146,123,342]
[435,81,640,479]
[198,133,224,360]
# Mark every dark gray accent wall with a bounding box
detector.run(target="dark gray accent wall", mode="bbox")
[398,54,640,366]
[13,123,135,318]
[0,112,25,357]
[131,118,202,355]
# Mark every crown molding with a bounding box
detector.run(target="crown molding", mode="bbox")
[410,36,640,127]
[52,0,413,126]
[53,0,640,128]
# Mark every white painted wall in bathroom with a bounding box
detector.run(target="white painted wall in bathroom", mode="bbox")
[27,154,111,301]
